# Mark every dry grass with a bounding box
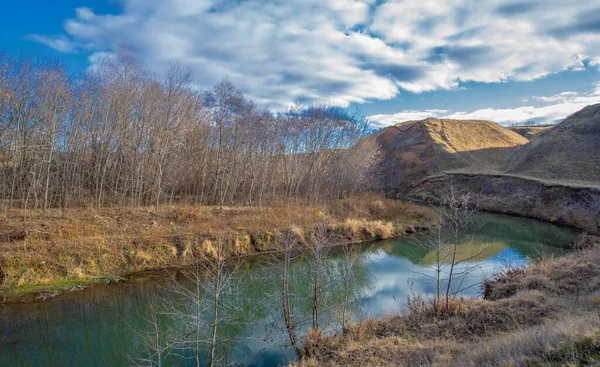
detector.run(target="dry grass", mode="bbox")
[422,118,528,154]
[453,314,600,366]
[292,237,600,367]
[425,170,600,190]
[410,173,600,235]
[376,113,599,193]
[372,118,529,190]
[0,194,435,296]
[507,125,553,139]
[504,103,600,183]
[483,239,600,300]
[333,218,395,240]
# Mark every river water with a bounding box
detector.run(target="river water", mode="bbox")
[0,212,577,367]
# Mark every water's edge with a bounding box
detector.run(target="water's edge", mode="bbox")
[0,224,432,304]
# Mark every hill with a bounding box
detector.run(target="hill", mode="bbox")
[373,118,528,191]
[507,125,553,139]
[504,103,600,184]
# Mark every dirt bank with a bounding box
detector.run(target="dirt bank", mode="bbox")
[408,173,600,234]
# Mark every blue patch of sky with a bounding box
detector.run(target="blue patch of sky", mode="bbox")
[0,0,120,70]
[352,67,600,116]
[2,0,599,117]
[488,248,527,267]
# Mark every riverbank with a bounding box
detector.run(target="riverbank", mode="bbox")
[0,195,435,301]
[408,173,600,235]
[293,235,600,366]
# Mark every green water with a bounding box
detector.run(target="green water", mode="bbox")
[0,212,577,366]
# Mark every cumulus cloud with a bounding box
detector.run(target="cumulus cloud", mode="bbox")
[28,0,600,107]
[369,83,600,126]
[369,109,449,127]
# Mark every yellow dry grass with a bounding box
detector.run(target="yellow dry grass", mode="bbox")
[376,118,530,185]
[504,103,600,182]
[0,195,435,295]
[507,125,553,139]
[420,118,528,154]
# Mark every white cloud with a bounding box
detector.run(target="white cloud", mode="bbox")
[26,34,77,53]
[28,0,600,107]
[369,109,449,127]
[370,83,600,126]
[534,91,578,103]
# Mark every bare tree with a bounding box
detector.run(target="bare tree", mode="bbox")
[162,262,210,366]
[129,292,174,367]
[0,48,377,210]
[415,183,488,312]
[162,241,241,367]
[335,242,364,332]
[277,225,304,358]
[305,216,335,331]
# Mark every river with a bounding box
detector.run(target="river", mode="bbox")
[0,212,577,366]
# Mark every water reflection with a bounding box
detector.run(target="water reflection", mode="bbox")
[0,213,576,367]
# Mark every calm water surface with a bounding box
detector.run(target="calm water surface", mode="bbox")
[0,212,577,366]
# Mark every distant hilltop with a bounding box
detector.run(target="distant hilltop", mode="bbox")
[504,103,600,183]
[370,103,600,191]
[370,117,528,191]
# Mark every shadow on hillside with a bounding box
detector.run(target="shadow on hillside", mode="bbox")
[380,145,520,193]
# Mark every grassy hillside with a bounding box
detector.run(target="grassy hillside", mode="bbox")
[504,103,600,185]
[507,125,553,139]
[374,118,528,190]
[373,105,600,191]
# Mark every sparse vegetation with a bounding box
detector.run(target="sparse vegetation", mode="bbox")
[371,118,528,192]
[505,104,600,184]
[373,113,600,239]
[507,125,553,139]
[411,173,600,234]
[291,237,600,367]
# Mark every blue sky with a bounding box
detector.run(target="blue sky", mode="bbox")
[2,0,600,127]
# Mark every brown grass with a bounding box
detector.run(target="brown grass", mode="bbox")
[292,237,600,367]
[507,125,553,139]
[424,170,600,190]
[410,173,600,235]
[0,194,435,296]
[483,237,600,300]
[372,118,530,191]
[422,118,528,155]
[452,314,600,366]
[504,103,600,183]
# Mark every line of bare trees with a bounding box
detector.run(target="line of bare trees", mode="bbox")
[0,47,379,210]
